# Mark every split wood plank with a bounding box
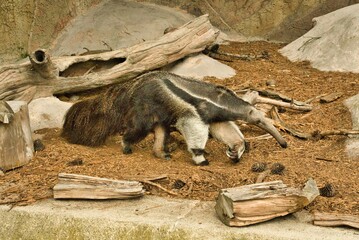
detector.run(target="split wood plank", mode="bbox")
[313,212,359,229]
[215,179,319,227]
[53,173,145,200]
[0,101,33,171]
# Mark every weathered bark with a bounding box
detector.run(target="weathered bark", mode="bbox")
[53,173,145,200]
[0,101,33,171]
[215,179,319,227]
[0,101,14,124]
[0,15,219,102]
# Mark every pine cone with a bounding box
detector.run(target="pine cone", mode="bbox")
[251,162,267,172]
[319,183,335,197]
[34,139,45,151]
[271,163,285,174]
[173,179,186,189]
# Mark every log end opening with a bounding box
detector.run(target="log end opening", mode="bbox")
[59,57,126,77]
[34,50,46,63]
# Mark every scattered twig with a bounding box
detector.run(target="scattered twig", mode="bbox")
[312,129,359,139]
[236,88,313,111]
[319,92,343,103]
[245,133,272,141]
[199,168,215,174]
[270,107,359,140]
[123,174,168,182]
[270,107,312,139]
[305,93,328,104]
[140,180,178,196]
[204,44,270,62]
[255,169,271,183]
[256,95,313,111]
[315,157,339,162]
[84,65,97,75]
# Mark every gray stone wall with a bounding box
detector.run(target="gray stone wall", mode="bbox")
[1,0,359,63]
[0,0,101,64]
[137,0,359,42]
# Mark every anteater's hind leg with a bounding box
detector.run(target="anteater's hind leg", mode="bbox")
[209,121,246,163]
[153,124,171,160]
[121,127,150,155]
[176,116,209,166]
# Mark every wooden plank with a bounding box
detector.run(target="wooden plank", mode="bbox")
[0,101,33,171]
[215,179,319,227]
[313,212,359,229]
[53,173,145,200]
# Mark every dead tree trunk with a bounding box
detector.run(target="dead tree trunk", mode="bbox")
[0,15,219,102]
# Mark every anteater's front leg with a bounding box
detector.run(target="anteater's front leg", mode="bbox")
[176,116,209,166]
[209,121,246,163]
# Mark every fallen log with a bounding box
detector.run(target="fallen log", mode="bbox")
[0,101,33,171]
[0,15,219,102]
[53,173,145,200]
[215,179,319,227]
[313,212,359,229]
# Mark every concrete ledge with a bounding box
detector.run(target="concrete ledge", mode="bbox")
[0,196,357,240]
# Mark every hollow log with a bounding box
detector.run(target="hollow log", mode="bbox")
[0,15,219,102]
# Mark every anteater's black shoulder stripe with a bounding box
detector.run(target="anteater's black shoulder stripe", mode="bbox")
[162,78,202,107]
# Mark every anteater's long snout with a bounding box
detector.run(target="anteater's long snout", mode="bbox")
[257,118,287,148]
[246,107,287,148]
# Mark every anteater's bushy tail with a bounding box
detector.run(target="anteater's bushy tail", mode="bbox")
[62,94,121,146]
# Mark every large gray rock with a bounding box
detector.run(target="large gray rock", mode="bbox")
[28,97,72,132]
[0,0,101,64]
[166,54,236,80]
[344,94,359,159]
[140,0,359,42]
[279,4,359,73]
[50,0,193,56]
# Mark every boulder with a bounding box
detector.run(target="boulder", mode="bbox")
[279,4,359,73]
[28,97,72,131]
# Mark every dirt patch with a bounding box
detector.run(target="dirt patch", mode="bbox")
[1,41,358,216]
